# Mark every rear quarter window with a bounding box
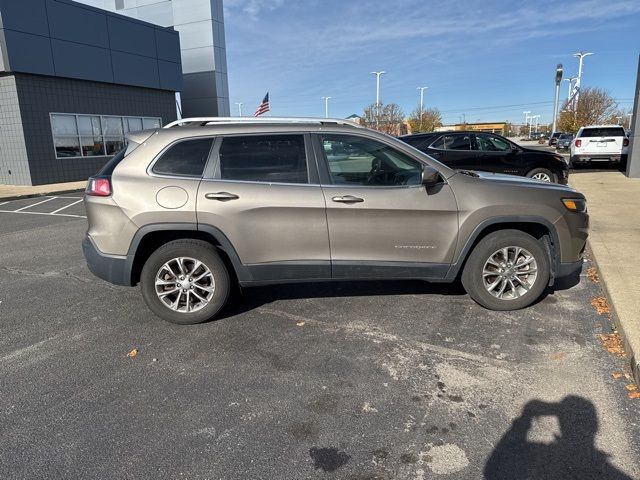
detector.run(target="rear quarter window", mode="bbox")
[152,137,213,177]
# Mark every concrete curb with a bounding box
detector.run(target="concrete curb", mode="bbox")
[587,242,640,386]
[0,188,85,202]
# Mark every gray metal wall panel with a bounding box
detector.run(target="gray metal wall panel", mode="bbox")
[0,0,49,36]
[51,39,113,83]
[107,15,156,58]
[0,0,181,92]
[111,50,159,88]
[2,30,55,76]
[155,28,180,63]
[158,60,182,91]
[47,0,109,48]
[0,75,31,185]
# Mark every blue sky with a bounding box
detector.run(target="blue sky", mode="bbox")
[224,0,640,124]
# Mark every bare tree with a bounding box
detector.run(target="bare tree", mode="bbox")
[557,87,619,133]
[361,103,406,135]
[407,107,442,133]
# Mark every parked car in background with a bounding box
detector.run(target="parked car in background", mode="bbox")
[570,125,628,167]
[548,132,563,146]
[399,131,568,184]
[555,133,574,152]
[82,118,588,323]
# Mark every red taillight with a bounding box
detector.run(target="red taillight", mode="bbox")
[623,138,629,147]
[86,177,111,197]
[575,139,582,148]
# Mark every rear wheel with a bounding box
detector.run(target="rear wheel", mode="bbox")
[140,239,230,324]
[461,230,550,310]
[526,168,556,183]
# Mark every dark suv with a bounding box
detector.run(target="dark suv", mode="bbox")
[83,118,588,324]
[400,131,568,184]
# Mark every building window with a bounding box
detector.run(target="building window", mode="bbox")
[50,113,162,159]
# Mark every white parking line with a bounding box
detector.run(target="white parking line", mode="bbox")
[0,209,86,219]
[0,201,9,206]
[50,199,83,214]
[13,196,56,212]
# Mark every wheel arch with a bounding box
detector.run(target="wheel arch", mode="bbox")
[446,216,560,284]
[126,223,249,286]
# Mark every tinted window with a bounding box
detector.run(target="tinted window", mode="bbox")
[402,135,436,151]
[431,134,471,150]
[475,133,511,152]
[219,135,308,184]
[320,134,422,186]
[153,138,213,177]
[579,127,626,138]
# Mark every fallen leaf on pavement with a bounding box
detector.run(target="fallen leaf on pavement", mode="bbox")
[549,352,566,361]
[296,321,305,327]
[586,267,599,282]
[597,333,625,356]
[591,297,610,315]
[628,392,640,399]
[611,372,623,379]
[127,348,138,358]
[625,384,638,392]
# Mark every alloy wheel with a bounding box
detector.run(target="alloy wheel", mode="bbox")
[154,257,215,313]
[482,246,538,300]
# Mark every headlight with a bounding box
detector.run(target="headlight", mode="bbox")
[562,198,587,213]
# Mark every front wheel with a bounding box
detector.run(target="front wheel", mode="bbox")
[526,168,556,183]
[461,230,550,310]
[140,239,230,324]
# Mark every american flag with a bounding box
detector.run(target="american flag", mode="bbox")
[253,92,270,117]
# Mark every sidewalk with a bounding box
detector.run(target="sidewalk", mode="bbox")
[0,180,86,201]
[570,172,640,384]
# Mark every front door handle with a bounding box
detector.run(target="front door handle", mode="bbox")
[332,195,364,204]
[205,192,239,201]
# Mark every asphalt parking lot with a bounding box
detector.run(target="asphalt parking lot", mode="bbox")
[1,195,640,479]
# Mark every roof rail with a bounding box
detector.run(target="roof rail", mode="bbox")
[163,116,362,129]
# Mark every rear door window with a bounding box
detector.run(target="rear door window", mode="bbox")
[152,137,213,177]
[579,127,626,137]
[431,134,471,150]
[218,135,308,184]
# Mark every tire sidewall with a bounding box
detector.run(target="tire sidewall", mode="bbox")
[462,231,550,311]
[140,241,230,324]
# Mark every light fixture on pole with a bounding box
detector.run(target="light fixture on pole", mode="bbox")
[417,86,428,121]
[552,64,563,134]
[321,96,331,118]
[564,76,577,103]
[371,71,386,126]
[235,102,243,117]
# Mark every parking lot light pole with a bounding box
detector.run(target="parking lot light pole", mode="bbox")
[235,102,243,117]
[552,64,563,134]
[417,86,428,121]
[371,71,386,127]
[321,96,331,118]
[573,52,594,105]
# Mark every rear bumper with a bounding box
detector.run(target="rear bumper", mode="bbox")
[571,153,627,164]
[82,235,130,286]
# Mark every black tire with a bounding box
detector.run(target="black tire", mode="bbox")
[526,168,556,183]
[140,239,230,324]
[461,230,550,311]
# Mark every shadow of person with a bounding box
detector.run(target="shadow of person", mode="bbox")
[484,396,632,480]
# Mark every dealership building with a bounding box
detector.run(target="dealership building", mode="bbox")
[0,0,229,186]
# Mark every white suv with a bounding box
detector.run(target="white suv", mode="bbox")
[570,125,628,166]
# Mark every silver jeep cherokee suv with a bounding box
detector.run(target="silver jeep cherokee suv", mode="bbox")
[82,117,588,324]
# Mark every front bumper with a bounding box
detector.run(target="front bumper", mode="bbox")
[82,235,130,286]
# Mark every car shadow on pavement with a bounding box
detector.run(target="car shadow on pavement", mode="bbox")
[221,279,467,318]
[485,396,632,480]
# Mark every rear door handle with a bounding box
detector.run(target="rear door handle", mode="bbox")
[205,192,239,201]
[332,195,364,204]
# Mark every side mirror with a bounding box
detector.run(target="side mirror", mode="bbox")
[511,146,520,153]
[421,165,440,186]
